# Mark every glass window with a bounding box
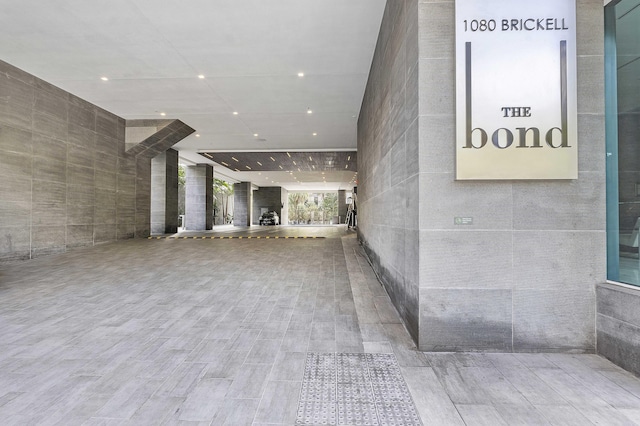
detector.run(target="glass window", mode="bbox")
[606,0,640,285]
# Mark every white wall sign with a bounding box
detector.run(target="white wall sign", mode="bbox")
[455,0,578,180]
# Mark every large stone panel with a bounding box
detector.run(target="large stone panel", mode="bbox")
[420,230,513,289]
[513,288,595,352]
[419,288,513,352]
[597,283,640,375]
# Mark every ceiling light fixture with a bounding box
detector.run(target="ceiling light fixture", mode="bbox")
[270,157,276,162]
[160,112,166,116]
[308,156,312,161]
[286,152,291,157]
[221,161,229,166]
[254,133,258,137]
[195,134,200,137]
[347,156,351,161]
[232,157,239,162]
[233,111,239,115]
[246,165,251,170]
[298,72,304,77]
[345,165,349,169]
[257,161,262,166]
[307,109,312,114]
[312,133,317,136]
[198,75,205,79]
[100,77,109,81]
[293,161,297,165]
[279,165,283,169]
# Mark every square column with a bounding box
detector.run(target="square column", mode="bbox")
[233,182,253,226]
[150,149,179,234]
[185,164,213,230]
[338,190,348,224]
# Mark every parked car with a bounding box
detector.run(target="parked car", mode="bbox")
[259,211,280,225]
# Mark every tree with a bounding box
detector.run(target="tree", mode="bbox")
[288,192,308,224]
[213,178,234,224]
[178,165,186,215]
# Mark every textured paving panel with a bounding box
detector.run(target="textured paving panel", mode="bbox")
[296,353,422,426]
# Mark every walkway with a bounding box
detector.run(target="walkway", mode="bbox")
[0,226,639,425]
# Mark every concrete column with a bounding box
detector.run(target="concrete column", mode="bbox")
[281,187,289,225]
[338,190,348,224]
[252,186,284,225]
[233,182,252,226]
[185,164,213,230]
[150,149,179,234]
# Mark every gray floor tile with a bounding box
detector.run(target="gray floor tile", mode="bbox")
[0,228,638,425]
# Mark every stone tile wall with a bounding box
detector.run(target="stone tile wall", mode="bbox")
[357,0,420,341]
[0,60,136,261]
[0,61,193,261]
[358,0,606,352]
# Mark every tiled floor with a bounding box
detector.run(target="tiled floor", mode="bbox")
[1,226,640,425]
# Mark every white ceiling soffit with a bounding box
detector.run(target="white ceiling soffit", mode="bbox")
[0,0,386,190]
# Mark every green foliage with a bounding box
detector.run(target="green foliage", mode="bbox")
[178,165,186,187]
[288,192,338,224]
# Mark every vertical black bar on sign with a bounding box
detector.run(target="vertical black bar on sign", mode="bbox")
[560,40,568,147]
[465,42,472,140]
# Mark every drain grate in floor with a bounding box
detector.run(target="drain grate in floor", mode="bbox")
[296,353,422,426]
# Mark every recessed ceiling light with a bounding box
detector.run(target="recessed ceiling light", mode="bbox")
[298,72,304,77]
[270,157,276,162]
[221,162,229,166]
[233,111,239,115]
[100,77,109,81]
[265,177,269,180]
[286,152,291,158]
[235,168,240,172]
[198,75,205,79]
[160,112,166,116]
[246,165,251,170]
[279,165,283,169]
[257,161,262,166]
[307,109,312,114]
[253,133,259,137]
[308,156,313,161]
[258,172,262,175]
[312,133,317,136]
[232,157,239,162]
[347,156,351,161]
[289,172,294,175]
[195,134,200,137]
[312,165,315,169]
[298,168,301,172]
[345,165,349,169]
[293,161,297,165]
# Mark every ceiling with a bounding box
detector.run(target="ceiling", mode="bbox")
[0,0,386,191]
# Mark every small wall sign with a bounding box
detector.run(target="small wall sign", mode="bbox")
[455,0,578,180]
[454,217,474,225]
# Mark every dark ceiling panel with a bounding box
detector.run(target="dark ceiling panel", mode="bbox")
[199,151,357,172]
